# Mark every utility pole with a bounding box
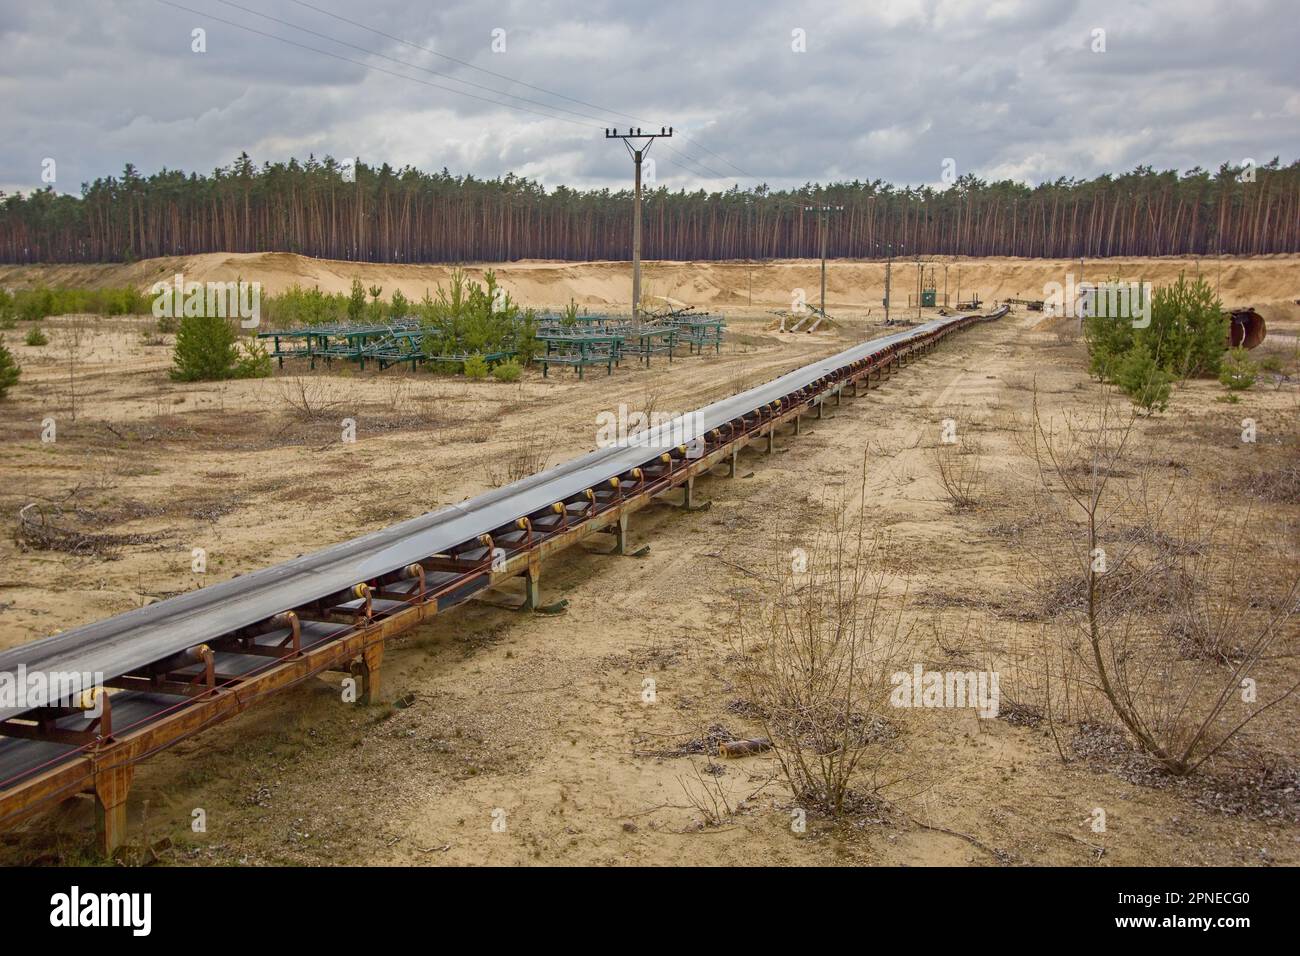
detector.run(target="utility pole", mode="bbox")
[1215,234,1222,298]
[916,254,923,320]
[803,203,843,315]
[882,242,902,324]
[606,127,672,317]
[884,254,890,323]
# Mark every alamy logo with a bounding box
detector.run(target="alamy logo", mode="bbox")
[49,886,151,936]
[1043,275,1151,328]
[890,664,1000,718]
[596,404,706,456]
[0,666,105,717]
[150,273,261,328]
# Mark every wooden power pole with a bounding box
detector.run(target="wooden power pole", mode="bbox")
[803,203,844,315]
[606,127,672,317]
[882,242,903,324]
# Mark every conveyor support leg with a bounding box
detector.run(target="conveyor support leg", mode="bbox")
[93,763,134,858]
[523,561,541,610]
[354,641,384,705]
[613,512,629,556]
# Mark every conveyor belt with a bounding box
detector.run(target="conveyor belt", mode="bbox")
[0,313,992,724]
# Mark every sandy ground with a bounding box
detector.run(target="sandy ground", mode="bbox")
[2,251,1298,319]
[0,255,1297,866]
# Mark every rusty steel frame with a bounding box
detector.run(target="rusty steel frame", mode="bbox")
[0,307,1005,855]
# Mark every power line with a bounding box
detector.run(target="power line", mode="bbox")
[284,0,641,124]
[214,0,621,126]
[277,0,753,181]
[678,137,752,179]
[161,0,734,182]
[155,0,597,128]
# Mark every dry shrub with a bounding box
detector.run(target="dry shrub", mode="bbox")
[383,379,411,411]
[61,315,90,420]
[1228,460,1300,505]
[464,422,493,444]
[484,432,552,488]
[274,376,343,421]
[677,758,734,828]
[733,467,910,816]
[15,502,164,558]
[934,435,984,511]
[1020,386,1299,776]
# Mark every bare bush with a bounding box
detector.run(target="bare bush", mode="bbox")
[676,758,734,828]
[934,437,984,511]
[274,375,345,421]
[639,387,662,429]
[1022,386,1300,776]
[733,467,911,816]
[383,379,411,411]
[484,433,552,488]
[15,502,165,558]
[62,316,89,420]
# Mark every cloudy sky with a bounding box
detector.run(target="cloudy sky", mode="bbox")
[2,0,1297,197]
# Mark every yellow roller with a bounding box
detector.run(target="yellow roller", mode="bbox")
[74,686,102,712]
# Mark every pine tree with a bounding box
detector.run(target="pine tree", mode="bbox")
[2,154,1296,263]
[347,278,366,322]
[171,315,239,381]
[0,336,21,398]
[1142,274,1227,379]
[1115,343,1171,414]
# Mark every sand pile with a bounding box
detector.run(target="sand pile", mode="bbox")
[1,252,1296,314]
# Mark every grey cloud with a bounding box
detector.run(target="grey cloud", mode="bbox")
[0,0,1296,197]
